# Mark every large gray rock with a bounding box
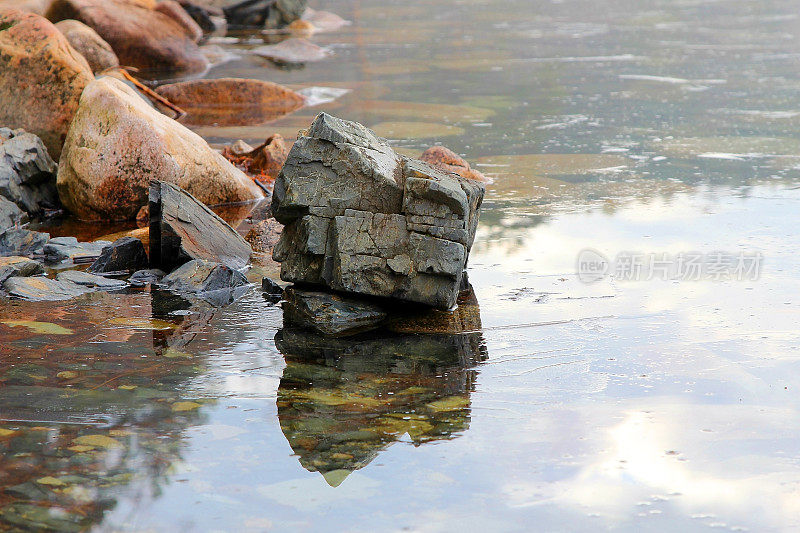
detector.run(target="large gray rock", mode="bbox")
[3,275,91,301]
[283,286,387,337]
[0,128,59,214]
[271,113,484,309]
[149,181,252,272]
[89,236,148,273]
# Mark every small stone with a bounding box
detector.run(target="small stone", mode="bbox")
[282,286,387,337]
[56,270,128,290]
[56,371,78,379]
[0,256,44,284]
[261,277,284,303]
[88,237,148,273]
[128,268,166,287]
[43,237,110,263]
[253,38,330,64]
[159,258,249,305]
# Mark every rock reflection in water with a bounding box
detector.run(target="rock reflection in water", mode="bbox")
[0,290,217,531]
[275,288,487,486]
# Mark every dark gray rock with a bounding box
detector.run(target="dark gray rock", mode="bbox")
[57,269,128,290]
[0,128,59,214]
[129,268,166,287]
[262,276,284,303]
[222,0,306,28]
[0,256,44,283]
[271,113,484,309]
[88,236,148,273]
[283,286,387,337]
[159,258,249,305]
[43,237,111,263]
[149,181,252,272]
[0,228,49,256]
[3,275,92,301]
[0,196,27,229]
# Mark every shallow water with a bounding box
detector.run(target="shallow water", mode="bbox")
[3,0,800,531]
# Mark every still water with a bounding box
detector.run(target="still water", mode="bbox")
[3,0,800,530]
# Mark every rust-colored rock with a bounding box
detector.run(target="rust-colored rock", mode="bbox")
[0,10,93,160]
[155,77,305,126]
[223,134,290,184]
[57,76,263,221]
[154,0,202,42]
[419,146,489,183]
[55,19,119,73]
[46,0,208,79]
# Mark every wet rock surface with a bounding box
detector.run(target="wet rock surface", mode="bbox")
[282,286,387,336]
[0,256,44,283]
[57,269,128,290]
[159,258,249,304]
[253,37,329,64]
[149,180,252,272]
[272,113,484,309]
[46,0,209,78]
[0,10,93,160]
[261,276,284,302]
[128,268,166,287]
[54,19,120,73]
[0,228,49,256]
[89,236,148,273]
[3,275,92,300]
[43,236,110,263]
[0,128,59,214]
[57,77,263,221]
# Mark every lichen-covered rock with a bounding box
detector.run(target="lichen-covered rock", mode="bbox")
[149,180,252,272]
[0,10,93,160]
[282,286,387,336]
[88,236,148,273]
[46,0,209,78]
[54,19,119,73]
[271,113,484,309]
[0,128,58,214]
[57,77,263,221]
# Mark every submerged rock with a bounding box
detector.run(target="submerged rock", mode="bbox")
[0,256,44,283]
[128,268,166,287]
[155,78,305,126]
[3,275,91,300]
[0,128,59,214]
[0,10,93,160]
[159,258,249,304]
[0,228,49,256]
[43,236,110,263]
[149,180,252,272]
[54,19,120,73]
[0,197,27,229]
[253,37,330,64]
[272,113,484,309]
[57,77,263,221]
[420,145,489,183]
[283,286,387,336]
[46,0,209,78]
[89,236,148,273]
[57,269,128,290]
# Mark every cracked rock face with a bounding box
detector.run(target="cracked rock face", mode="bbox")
[271,113,484,309]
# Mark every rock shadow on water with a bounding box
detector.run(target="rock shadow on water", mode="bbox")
[274,287,487,487]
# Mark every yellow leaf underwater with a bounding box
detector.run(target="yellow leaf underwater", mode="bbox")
[108,317,177,331]
[172,401,201,412]
[1,320,73,335]
[74,435,122,449]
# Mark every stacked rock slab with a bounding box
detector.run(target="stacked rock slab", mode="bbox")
[272,113,484,310]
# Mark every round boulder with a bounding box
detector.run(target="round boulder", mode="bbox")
[55,19,119,73]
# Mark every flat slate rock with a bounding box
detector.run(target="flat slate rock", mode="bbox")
[89,236,148,273]
[282,286,387,337]
[43,237,111,263]
[0,228,49,257]
[128,268,166,287]
[149,180,252,272]
[0,256,44,283]
[57,269,128,290]
[3,276,92,301]
[159,258,249,305]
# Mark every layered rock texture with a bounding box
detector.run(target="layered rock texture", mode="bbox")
[0,128,59,214]
[272,113,484,310]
